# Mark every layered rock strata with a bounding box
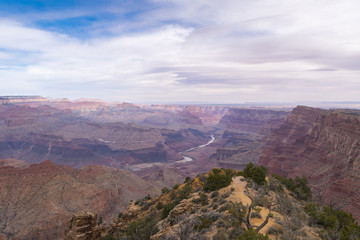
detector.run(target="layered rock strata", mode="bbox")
[259,106,360,221]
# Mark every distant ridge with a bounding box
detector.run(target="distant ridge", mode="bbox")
[0,95,48,104]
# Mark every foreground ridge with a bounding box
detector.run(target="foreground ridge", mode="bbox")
[65,165,360,240]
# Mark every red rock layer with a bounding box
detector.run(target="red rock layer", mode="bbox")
[0,160,160,240]
[259,106,360,221]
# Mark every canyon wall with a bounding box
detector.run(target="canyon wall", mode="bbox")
[259,106,360,221]
[0,160,160,240]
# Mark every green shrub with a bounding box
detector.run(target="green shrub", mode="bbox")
[196,217,214,231]
[162,201,179,219]
[243,162,268,185]
[161,187,169,194]
[213,229,228,240]
[272,174,311,200]
[126,217,158,240]
[144,194,151,200]
[251,212,262,219]
[266,226,283,235]
[211,191,220,198]
[156,202,164,210]
[101,235,116,240]
[238,229,269,240]
[184,176,192,184]
[204,170,232,191]
[305,203,360,239]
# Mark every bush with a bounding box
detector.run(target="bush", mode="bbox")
[102,235,116,240]
[184,176,192,184]
[196,217,214,231]
[211,191,220,198]
[156,202,164,210]
[276,195,293,216]
[268,178,284,193]
[251,212,262,219]
[213,230,229,240]
[218,204,229,212]
[267,226,283,235]
[204,170,232,192]
[222,192,231,199]
[273,174,311,200]
[144,194,151,200]
[192,193,209,205]
[243,162,268,185]
[162,201,179,219]
[161,187,169,194]
[173,184,179,190]
[305,203,360,239]
[238,229,269,240]
[126,217,158,240]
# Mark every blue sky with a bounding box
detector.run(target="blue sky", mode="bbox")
[0,0,360,103]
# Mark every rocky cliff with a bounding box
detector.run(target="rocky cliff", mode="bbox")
[64,211,100,240]
[0,161,160,240]
[259,106,360,221]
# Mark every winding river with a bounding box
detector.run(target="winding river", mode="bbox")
[176,134,215,163]
[126,134,215,171]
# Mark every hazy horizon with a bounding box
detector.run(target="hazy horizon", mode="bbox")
[0,0,359,103]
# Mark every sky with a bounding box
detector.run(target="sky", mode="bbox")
[0,0,359,103]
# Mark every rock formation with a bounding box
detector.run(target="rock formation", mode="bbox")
[64,211,100,240]
[259,106,360,221]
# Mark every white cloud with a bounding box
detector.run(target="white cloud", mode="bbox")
[0,0,360,103]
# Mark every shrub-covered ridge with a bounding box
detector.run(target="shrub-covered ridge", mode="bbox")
[67,163,360,240]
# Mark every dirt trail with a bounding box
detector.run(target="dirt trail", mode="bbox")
[221,176,281,236]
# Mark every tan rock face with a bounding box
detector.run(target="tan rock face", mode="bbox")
[259,106,360,221]
[64,211,100,240]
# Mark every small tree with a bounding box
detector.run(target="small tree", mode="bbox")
[204,169,232,191]
[243,163,267,185]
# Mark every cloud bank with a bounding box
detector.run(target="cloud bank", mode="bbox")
[0,0,359,103]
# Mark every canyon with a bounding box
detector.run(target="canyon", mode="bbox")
[1,96,360,239]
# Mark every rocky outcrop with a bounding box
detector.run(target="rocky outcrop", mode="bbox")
[64,211,100,240]
[0,160,160,240]
[259,106,360,221]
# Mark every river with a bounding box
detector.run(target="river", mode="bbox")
[126,134,215,170]
[176,134,215,163]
